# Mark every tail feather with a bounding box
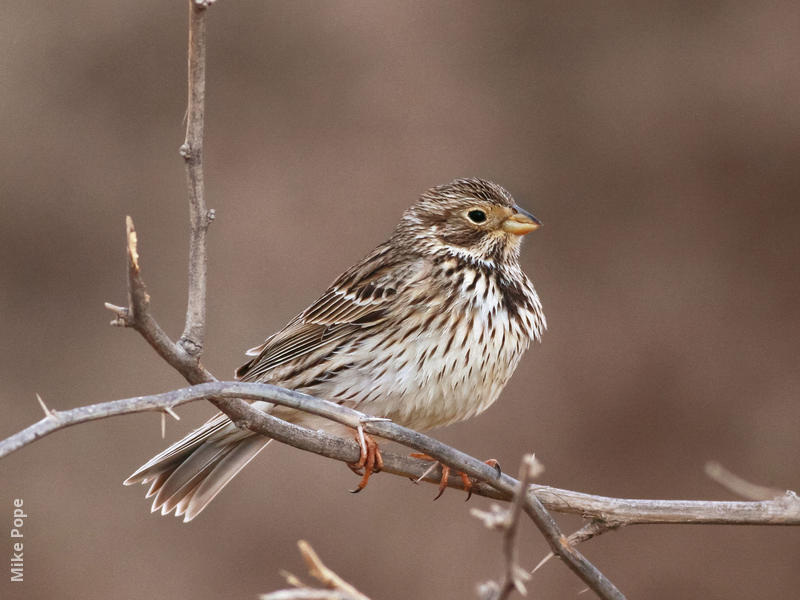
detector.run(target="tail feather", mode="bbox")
[124,414,271,522]
[153,443,236,510]
[180,437,271,521]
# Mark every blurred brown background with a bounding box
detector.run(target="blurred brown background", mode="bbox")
[2,2,799,598]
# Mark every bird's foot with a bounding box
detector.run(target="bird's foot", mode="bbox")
[409,454,501,501]
[348,424,383,493]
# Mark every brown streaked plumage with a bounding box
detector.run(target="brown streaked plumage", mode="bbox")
[124,177,546,521]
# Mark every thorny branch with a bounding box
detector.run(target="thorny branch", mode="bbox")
[2,383,798,529]
[4,384,798,600]
[105,0,214,385]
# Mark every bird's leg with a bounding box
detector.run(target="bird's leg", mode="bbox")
[348,423,384,493]
[409,454,501,501]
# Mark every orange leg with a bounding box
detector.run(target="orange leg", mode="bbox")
[410,454,501,500]
[348,427,383,493]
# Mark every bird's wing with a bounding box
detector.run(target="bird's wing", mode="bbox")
[236,245,428,381]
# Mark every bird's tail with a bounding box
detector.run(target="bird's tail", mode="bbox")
[124,412,271,522]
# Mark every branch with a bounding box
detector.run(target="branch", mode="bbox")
[476,455,539,600]
[178,0,214,358]
[262,540,369,600]
[531,520,621,577]
[104,0,216,385]
[261,593,352,600]
[498,456,537,599]
[3,382,798,530]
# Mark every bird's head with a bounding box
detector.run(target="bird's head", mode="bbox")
[395,178,541,265]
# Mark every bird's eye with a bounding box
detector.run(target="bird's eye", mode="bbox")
[467,209,487,224]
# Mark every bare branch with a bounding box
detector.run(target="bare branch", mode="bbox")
[6,384,800,599]
[515,481,624,598]
[261,541,369,600]
[500,456,537,598]
[261,592,353,600]
[705,461,787,501]
[102,0,216,385]
[479,455,538,600]
[3,381,798,529]
[298,541,370,600]
[178,0,215,359]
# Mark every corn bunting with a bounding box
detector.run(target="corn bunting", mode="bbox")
[125,177,546,521]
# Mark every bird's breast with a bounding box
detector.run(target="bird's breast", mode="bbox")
[357,264,543,430]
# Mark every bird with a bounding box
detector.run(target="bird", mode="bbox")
[124,177,546,522]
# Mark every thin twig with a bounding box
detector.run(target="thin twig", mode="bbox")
[500,456,536,598]
[705,461,787,501]
[261,541,369,600]
[261,592,353,600]
[298,541,370,600]
[178,0,214,359]
[516,481,624,598]
[103,0,216,385]
[531,520,622,576]
[480,455,538,600]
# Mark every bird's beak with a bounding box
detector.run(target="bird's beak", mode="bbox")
[502,205,541,235]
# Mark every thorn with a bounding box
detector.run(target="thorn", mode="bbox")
[161,412,166,439]
[413,460,440,484]
[164,406,181,421]
[359,416,391,423]
[279,570,303,588]
[531,552,554,574]
[36,393,54,418]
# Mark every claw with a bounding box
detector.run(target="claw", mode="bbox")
[486,458,502,476]
[433,464,450,500]
[348,425,382,493]
[409,454,500,500]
